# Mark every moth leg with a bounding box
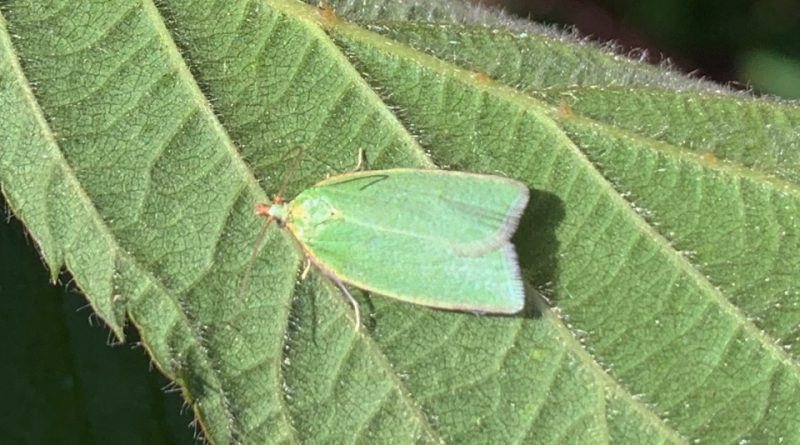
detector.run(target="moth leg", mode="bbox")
[330,276,361,331]
[300,258,312,280]
[352,148,367,172]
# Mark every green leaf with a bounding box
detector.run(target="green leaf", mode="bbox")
[1,0,798,444]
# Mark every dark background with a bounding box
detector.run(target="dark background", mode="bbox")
[486,0,800,98]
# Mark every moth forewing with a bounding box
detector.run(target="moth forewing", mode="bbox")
[256,168,529,328]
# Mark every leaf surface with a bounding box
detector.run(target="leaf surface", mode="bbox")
[1,0,798,443]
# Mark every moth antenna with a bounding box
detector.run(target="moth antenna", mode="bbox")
[330,275,361,331]
[241,146,303,303]
[300,258,312,280]
[352,148,367,172]
[238,215,274,303]
[276,146,304,200]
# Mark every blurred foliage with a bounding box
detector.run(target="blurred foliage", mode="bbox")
[740,50,800,98]
[495,0,800,98]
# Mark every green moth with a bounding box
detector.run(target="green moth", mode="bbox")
[255,168,528,327]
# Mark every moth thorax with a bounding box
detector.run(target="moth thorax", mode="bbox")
[265,203,290,224]
[298,196,339,225]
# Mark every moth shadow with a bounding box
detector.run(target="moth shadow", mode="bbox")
[512,189,565,319]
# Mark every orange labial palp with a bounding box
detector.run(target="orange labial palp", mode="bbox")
[254,203,272,217]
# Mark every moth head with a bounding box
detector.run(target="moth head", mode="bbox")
[255,201,289,227]
[254,202,272,217]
